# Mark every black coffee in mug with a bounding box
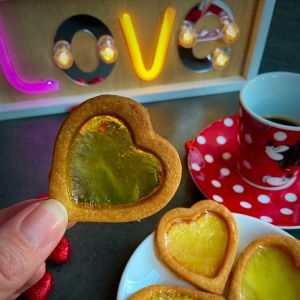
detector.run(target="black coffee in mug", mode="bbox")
[263,116,300,127]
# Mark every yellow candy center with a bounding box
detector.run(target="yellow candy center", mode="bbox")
[68,115,162,207]
[241,246,300,299]
[166,213,228,277]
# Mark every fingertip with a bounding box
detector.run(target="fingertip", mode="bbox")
[67,221,76,229]
[20,199,68,249]
[45,199,68,227]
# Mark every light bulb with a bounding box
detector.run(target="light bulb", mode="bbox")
[53,40,74,69]
[98,35,118,64]
[221,18,240,44]
[178,21,197,48]
[212,48,230,70]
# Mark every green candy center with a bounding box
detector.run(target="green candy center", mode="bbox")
[68,115,162,207]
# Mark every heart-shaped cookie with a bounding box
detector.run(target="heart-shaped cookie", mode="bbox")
[228,234,300,300]
[129,284,226,300]
[155,200,239,294]
[49,95,181,222]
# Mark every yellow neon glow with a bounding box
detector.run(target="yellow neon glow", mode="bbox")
[120,7,176,81]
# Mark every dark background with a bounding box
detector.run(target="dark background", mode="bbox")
[0,0,300,299]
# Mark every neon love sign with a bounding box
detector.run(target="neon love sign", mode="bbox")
[0,30,60,94]
[0,0,239,93]
[52,0,238,85]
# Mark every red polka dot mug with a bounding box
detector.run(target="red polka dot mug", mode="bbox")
[238,72,300,190]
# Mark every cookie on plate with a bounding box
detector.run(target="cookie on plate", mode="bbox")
[228,234,300,300]
[129,284,226,300]
[49,94,181,222]
[155,200,239,294]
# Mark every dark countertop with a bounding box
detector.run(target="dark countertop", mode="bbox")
[1,0,300,299]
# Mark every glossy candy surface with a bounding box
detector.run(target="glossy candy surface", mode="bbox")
[68,115,162,207]
[167,213,228,277]
[241,246,300,299]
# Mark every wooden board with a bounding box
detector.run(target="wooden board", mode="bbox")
[0,0,275,120]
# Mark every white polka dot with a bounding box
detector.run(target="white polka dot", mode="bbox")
[280,208,293,215]
[257,195,270,204]
[217,136,226,145]
[285,193,297,202]
[191,163,201,171]
[243,161,251,169]
[260,216,273,223]
[274,131,287,141]
[204,154,214,163]
[224,118,234,127]
[213,195,223,202]
[220,168,230,176]
[197,136,206,144]
[233,185,244,193]
[237,134,241,145]
[212,180,221,187]
[245,134,252,144]
[222,152,231,160]
[240,201,252,209]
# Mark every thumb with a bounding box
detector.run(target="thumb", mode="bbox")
[0,199,68,300]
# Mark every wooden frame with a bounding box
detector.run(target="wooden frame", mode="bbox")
[0,0,276,120]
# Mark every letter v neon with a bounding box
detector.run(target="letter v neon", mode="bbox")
[120,7,176,81]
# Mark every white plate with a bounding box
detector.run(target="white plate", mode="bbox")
[117,213,292,300]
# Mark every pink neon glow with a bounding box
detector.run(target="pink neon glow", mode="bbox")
[0,30,60,94]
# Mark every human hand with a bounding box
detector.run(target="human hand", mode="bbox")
[0,198,71,300]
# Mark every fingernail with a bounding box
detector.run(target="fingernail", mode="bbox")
[20,199,68,249]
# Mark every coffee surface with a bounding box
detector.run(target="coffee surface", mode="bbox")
[263,116,299,127]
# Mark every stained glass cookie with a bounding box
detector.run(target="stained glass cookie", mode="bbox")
[49,95,181,222]
[128,284,225,300]
[155,200,239,295]
[228,234,300,300]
